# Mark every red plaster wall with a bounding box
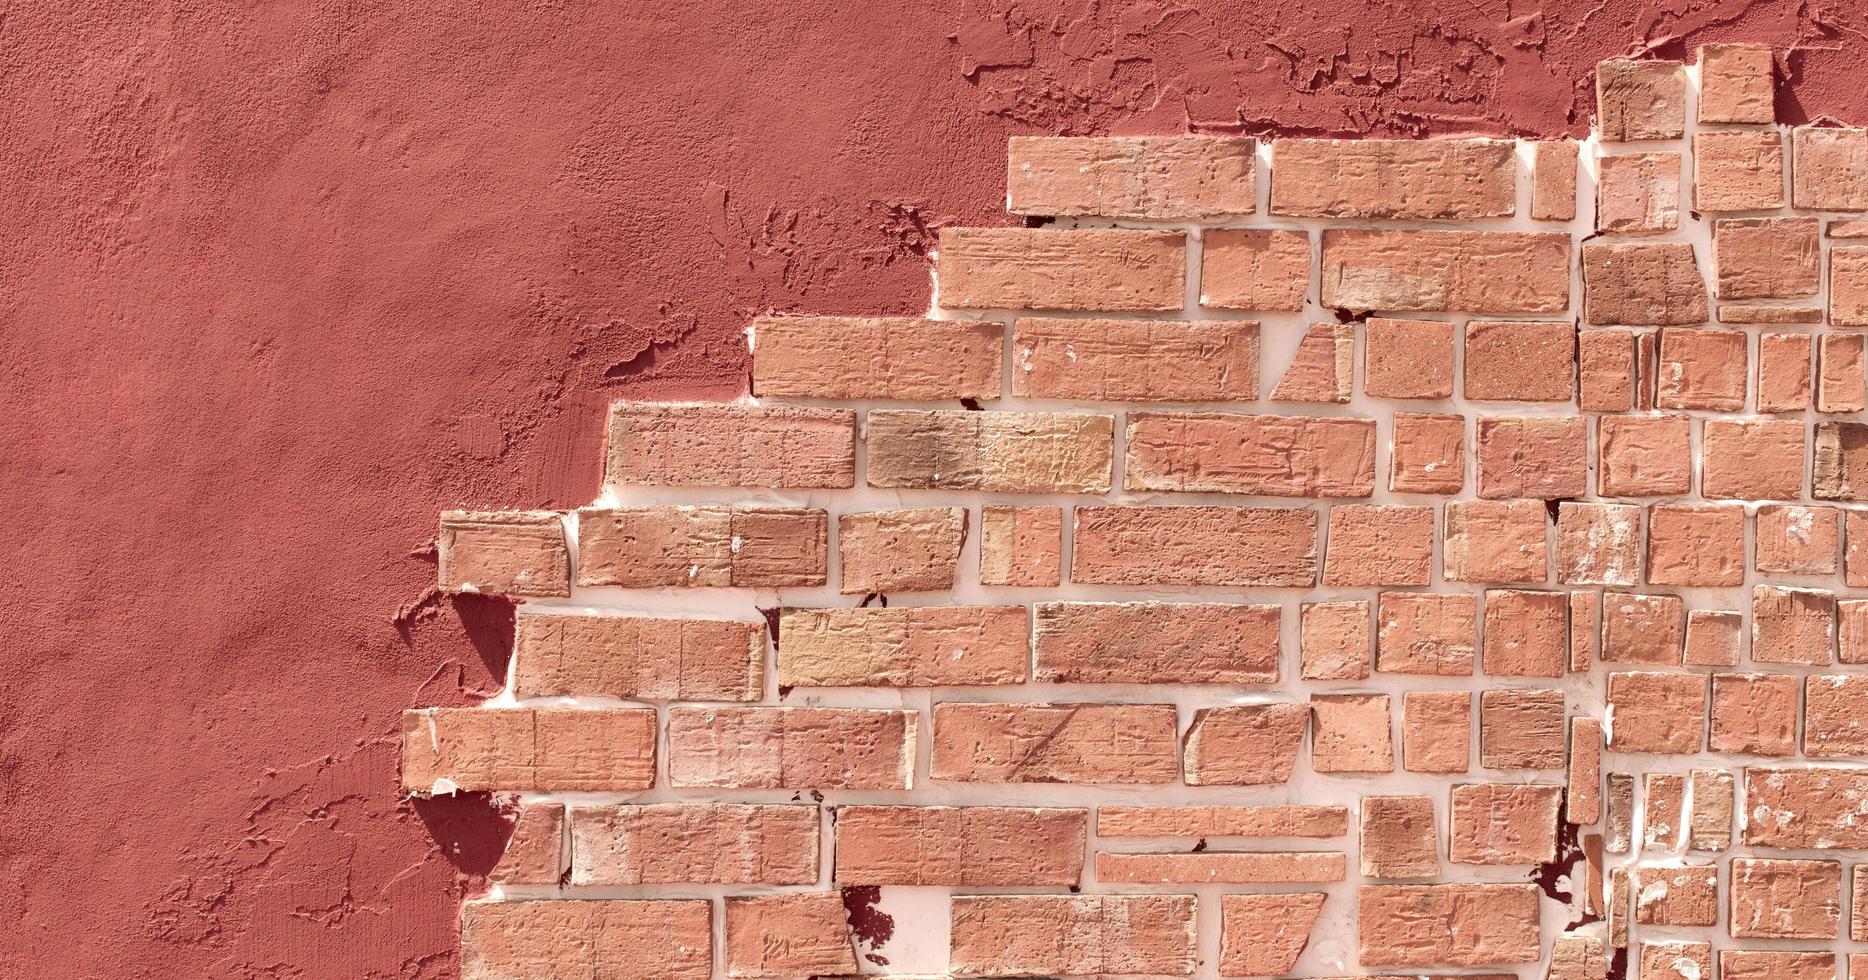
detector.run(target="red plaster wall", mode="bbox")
[3,1,1866,976]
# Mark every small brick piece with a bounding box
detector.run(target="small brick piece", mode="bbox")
[1532,140,1579,220]
[1012,318,1257,402]
[1709,672,1799,756]
[1557,501,1641,586]
[1006,135,1257,219]
[1641,941,1712,980]
[1757,332,1813,412]
[460,900,710,980]
[1389,412,1466,494]
[1597,414,1691,497]
[1699,43,1775,122]
[1272,138,1515,218]
[1683,610,1742,667]
[1301,600,1370,680]
[1722,951,1838,980]
[937,227,1185,311]
[1730,858,1842,939]
[1034,601,1279,684]
[1360,795,1439,878]
[1310,694,1394,773]
[1603,592,1685,664]
[1464,320,1575,402]
[1715,218,1821,300]
[578,506,827,588]
[490,803,564,886]
[1753,584,1836,665]
[1597,59,1686,140]
[437,510,569,598]
[1857,867,1868,940]
[401,707,656,794]
[1200,228,1311,311]
[1645,503,1746,587]
[1071,505,1317,587]
[979,504,1061,586]
[931,702,1177,784]
[1320,229,1571,314]
[1820,331,1867,413]
[1834,247,1868,325]
[1644,772,1687,849]
[1571,591,1599,672]
[1125,412,1375,497]
[1606,773,1636,853]
[1722,304,1821,323]
[1450,783,1561,864]
[1550,935,1607,980]
[1568,717,1603,824]
[1480,688,1565,770]
[1656,327,1747,411]
[1097,804,1348,839]
[666,707,915,789]
[866,409,1113,493]
[1095,850,1345,885]
[513,611,763,701]
[1364,318,1455,400]
[1582,242,1709,325]
[1633,864,1718,926]
[1403,690,1472,774]
[1218,893,1326,978]
[1271,322,1354,403]
[1605,671,1706,754]
[724,893,856,978]
[1578,328,1636,411]
[949,895,1195,978]
[838,507,965,594]
[1688,768,1735,851]
[1322,504,1432,586]
[778,605,1026,687]
[1817,421,1868,500]
[1745,767,1868,849]
[1757,504,1837,574]
[1793,127,1868,211]
[1357,883,1541,967]
[606,404,855,489]
[1805,674,1868,757]
[1635,330,1660,408]
[1702,418,1806,500]
[1445,499,1549,584]
[834,806,1086,886]
[568,804,818,885]
[1693,130,1786,211]
[1476,415,1588,499]
[749,315,1002,400]
[1844,600,1868,663]
[1482,589,1568,677]
[1378,591,1478,676]
[1596,152,1680,235]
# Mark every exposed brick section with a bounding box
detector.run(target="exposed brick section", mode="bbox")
[1097,850,1344,885]
[936,227,1186,311]
[488,803,563,885]
[1126,411,1375,497]
[461,900,711,979]
[1722,950,1837,980]
[1389,412,1466,494]
[1271,138,1515,218]
[437,510,569,597]
[1710,672,1799,755]
[666,707,915,789]
[569,805,818,885]
[1606,671,1706,753]
[513,611,762,701]
[866,409,1113,493]
[1311,693,1394,773]
[1557,501,1640,586]
[1358,883,1541,966]
[1646,503,1746,586]
[948,895,1195,977]
[1746,767,1868,848]
[1579,328,1636,412]
[605,403,855,488]
[1835,246,1868,325]
[1219,893,1326,977]
[1532,140,1579,220]
[1756,504,1837,573]
[1759,332,1814,412]
[1657,327,1746,411]
[1715,217,1820,299]
[1699,43,1774,122]
[1694,130,1785,211]
[978,504,1061,586]
[1200,228,1311,311]
[1604,592,1685,664]
[1449,783,1561,864]
[1702,418,1806,500]
[1730,858,1841,939]
[1792,127,1868,212]
[1364,318,1455,400]
[1403,690,1471,773]
[1184,703,1307,785]
[1360,794,1439,877]
[837,506,965,594]
[1271,322,1354,403]
[1322,504,1432,586]
[1034,601,1278,684]
[749,315,1002,400]
[1012,318,1257,401]
[723,893,856,978]
[1597,59,1686,140]
[1598,414,1691,497]
[1480,688,1566,769]
[1463,320,1575,402]
[1378,591,1477,675]
[401,707,655,793]
[577,505,827,588]
[1821,331,1868,413]
[1321,229,1570,314]
[1482,589,1568,676]
[1476,415,1588,498]
[778,605,1026,687]
[1071,505,1318,586]
[834,805,1086,885]
[1596,151,1680,235]
[1301,599,1370,680]
[1006,135,1256,219]
[1098,804,1348,838]
[930,702,1178,784]
[1582,242,1709,325]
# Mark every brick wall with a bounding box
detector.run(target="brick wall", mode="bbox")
[413,44,1868,979]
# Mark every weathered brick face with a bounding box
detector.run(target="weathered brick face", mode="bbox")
[417,43,1868,980]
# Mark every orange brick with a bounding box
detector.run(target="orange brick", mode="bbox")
[1715,217,1820,299]
[513,611,762,701]
[1480,688,1565,769]
[1378,591,1477,676]
[1699,43,1775,122]
[1360,794,1439,878]
[1758,332,1813,412]
[1097,804,1348,839]
[1403,690,1472,774]
[1693,130,1785,210]
[978,504,1061,587]
[1597,59,1686,140]
[1184,703,1307,785]
[577,506,827,588]
[1579,328,1636,412]
[1582,242,1708,325]
[1449,783,1561,864]
[1683,610,1743,667]
[1476,415,1587,498]
[866,409,1113,493]
[931,702,1177,784]
[1722,950,1837,980]
[1364,317,1455,400]
[1554,936,1611,980]
[1571,591,1599,672]
[1006,135,1256,219]
[1701,418,1806,500]
[1568,718,1603,824]
[1200,229,1311,311]
[949,895,1195,977]
[400,707,655,794]
[1482,589,1568,677]
[1463,320,1575,402]
[1095,850,1345,884]
[1805,674,1868,757]
[1730,858,1842,939]
[1793,127,1868,211]
[1753,584,1836,665]
[1756,504,1838,574]
[1070,504,1316,586]
[489,803,564,886]
[605,403,855,488]
[568,804,818,885]
[1633,864,1718,926]
[749,315,1002,400]
[1710,672,1799,756]
[1358,883,1541,967]
[1271,138,1515,219]
[1689,767,1735,851]
[666,707,914,789]
[778,605,1026,687]
[1301,600,1370,680]
[1656,327,1747,411]
[1721,304,1820,323]
[437,510,569,598]
[837,507,965,594]
[1322,504,1432,586]
[1270,322,1354,403]
[1532,140,1579,220]
[1745,767,1868,849]
[1012,318,1257,402]
[1125,412,1375,497]
[1604,592,1685,664]
[1820,331,1867,413]
[1596,151,1680,235]
[1389,412,1466,494]
[1557,501,1640,586]
[1834,246,1868,325]
[1035,601,1278,684]
[1597,414,1690,497]
[1644,772,1686,848]
[723,893,856,978]
[1817,421,1868,500]
[1843,599,1868,662]
[461,900,710,979]
[1605,671,1706,754]
[1321,229,1570,314]
[937,227,1185,311]
[1645,503,1746,587]
[834,806,1086,886]
[1310,693,1393,773]
[1219,893,1326,977]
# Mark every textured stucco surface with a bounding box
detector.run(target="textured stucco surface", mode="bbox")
[4,1,1868,976]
